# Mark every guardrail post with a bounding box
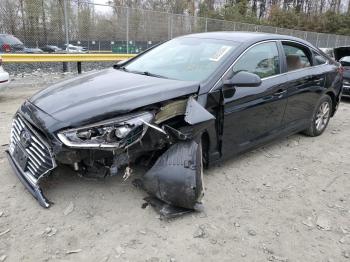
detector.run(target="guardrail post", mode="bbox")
[62,62,68,72]
[77,62,82,74]
[205,18,208,32]
[63,0,70,72]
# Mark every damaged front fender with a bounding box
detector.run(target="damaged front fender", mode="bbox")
[142,140,204,210]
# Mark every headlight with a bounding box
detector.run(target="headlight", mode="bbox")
[57,111,154,149]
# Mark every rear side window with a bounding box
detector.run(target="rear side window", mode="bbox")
[312,50,328,65]
[232,42,280,78]
[282,43,311,71]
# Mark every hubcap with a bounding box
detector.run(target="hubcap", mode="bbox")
[315,101,330,131]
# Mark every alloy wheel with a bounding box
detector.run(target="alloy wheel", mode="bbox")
[315,101,330,131]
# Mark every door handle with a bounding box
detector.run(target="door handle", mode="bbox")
[273,89,287,97]
[308,75,324,83]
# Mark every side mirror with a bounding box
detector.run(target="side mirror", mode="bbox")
[223,71,262,88]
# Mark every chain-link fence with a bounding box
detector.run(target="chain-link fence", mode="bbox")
[1,0,350,54]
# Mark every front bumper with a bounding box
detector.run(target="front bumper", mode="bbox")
[6,150,50,207]
[6,114,56,208]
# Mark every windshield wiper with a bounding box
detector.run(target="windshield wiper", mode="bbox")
[114,66,168,79]
[113,65,129,72]
[140,71,168,79]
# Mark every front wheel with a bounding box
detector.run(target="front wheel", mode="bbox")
[303,95,332,137]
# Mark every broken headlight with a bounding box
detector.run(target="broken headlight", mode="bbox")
[57,112,154,149]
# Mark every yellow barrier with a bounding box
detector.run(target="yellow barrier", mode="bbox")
[1,53,136,63]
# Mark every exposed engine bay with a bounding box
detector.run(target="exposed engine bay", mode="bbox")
[43,95,215,216]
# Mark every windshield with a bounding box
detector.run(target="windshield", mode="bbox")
[124,37,239,81]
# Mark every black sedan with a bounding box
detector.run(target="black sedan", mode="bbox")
[6,32,343,214]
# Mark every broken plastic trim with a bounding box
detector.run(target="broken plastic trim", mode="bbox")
[155,96,215,126]
[155,99,188,124]
[6,150,50,208]
[142,140,204,210]
[143,196,194,219]
[185,97,215,125]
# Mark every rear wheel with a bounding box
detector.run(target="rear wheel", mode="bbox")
[303,95,332,137]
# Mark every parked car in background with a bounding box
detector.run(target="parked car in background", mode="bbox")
[0,56,9,91]
[0,34,25,53]
[6,32,343,212]
[319,46,350,62]
[0,34,43,53]
[40,45,62,53]
[339,56,350,97]
[64,44,88,53]
[23,47,43,53]
[331,46,350,97]
[333,46,350,61]
[319,48,334,58]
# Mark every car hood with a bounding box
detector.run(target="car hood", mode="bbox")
[29,68,200,128]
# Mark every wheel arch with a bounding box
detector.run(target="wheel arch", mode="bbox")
[325,91,336,117]
[201,130,210,168]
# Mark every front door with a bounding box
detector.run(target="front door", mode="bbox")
[220,41,288,157]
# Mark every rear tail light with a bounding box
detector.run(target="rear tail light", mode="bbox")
[2,44,11,52]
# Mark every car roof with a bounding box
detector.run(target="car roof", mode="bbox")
[181,31,312,46]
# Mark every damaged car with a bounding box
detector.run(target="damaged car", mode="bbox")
[6,32,343,213]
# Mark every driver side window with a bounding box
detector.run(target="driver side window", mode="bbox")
[232,42,280,79]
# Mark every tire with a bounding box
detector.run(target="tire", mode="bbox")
[201,134,209,169]
[303,95,332,137]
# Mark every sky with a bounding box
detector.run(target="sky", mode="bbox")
[92,0,113,14]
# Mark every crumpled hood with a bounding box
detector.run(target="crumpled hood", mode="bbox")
[29,68,199,128]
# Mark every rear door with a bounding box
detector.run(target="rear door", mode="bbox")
[281,42,325,128]
[220,41,289,156]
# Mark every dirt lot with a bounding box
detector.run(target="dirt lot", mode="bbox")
[0,73,349,262]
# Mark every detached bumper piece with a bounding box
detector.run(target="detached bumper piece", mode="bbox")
[6,151,50,207]
[7,115,56,208]
[142,140,204,216]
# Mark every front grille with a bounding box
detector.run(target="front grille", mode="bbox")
[9,115,55,183]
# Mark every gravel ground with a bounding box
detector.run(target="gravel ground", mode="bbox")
[3,62,115,76]
[0,73,350,262]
